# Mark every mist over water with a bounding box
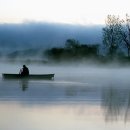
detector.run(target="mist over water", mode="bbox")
[0,62,130,130]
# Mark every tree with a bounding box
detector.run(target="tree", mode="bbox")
[44,38,99,62]
[65,39,80,49]
[120,14,130,57]
[65,39,80,57]
[103,15,123,57]
[45,47,65,61]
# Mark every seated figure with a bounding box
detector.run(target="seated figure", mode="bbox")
[19,65,29,76]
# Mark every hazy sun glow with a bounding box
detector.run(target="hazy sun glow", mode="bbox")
[0,0,130,24]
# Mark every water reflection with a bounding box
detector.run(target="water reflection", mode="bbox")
[102,86,130,122]
[1,78,130,124]
[19,79,29,91]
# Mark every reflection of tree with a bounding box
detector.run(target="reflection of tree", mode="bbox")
[19,79,29,91]
[101,87,130,122]
[124,92,130,122]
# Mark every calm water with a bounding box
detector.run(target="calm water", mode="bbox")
[1,62,130,130]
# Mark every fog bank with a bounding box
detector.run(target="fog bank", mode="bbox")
[0,22,102,52]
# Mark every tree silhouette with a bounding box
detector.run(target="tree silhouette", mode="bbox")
[45,39,99,62]
[120,14,130,57]
[103,15,123,57]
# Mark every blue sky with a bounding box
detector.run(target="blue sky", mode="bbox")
[0,0,130,25]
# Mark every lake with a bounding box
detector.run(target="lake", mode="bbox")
[0,62,130,130]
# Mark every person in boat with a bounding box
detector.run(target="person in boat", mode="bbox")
[19,65,29,76]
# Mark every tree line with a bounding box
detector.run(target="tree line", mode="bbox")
[45,39,99,62]
[45,14,130,63]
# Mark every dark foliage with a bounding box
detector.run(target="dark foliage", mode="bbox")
[45,39,99,62]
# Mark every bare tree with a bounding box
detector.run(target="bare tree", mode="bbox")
[121,14,130,57]
[103,15,123,57]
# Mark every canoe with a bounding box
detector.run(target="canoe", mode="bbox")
[2,73,55,80]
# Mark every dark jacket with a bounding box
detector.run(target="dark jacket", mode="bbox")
[21,66,29,76]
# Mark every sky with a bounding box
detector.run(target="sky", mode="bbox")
[0,0,130,25]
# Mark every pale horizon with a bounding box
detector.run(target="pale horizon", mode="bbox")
[0,0,130,25]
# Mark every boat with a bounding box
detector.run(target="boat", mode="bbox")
[2,73,55,80]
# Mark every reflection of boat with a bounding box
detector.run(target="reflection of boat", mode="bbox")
[2,73,54,80]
